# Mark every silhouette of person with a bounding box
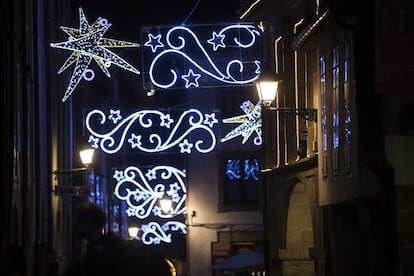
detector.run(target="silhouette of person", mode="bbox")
[64,202,172,276]
[0,245,26,275]
[64,203,132,276]
[126,240,172,276]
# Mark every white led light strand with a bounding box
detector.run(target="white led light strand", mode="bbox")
[113,165,186,219]
[140,221,187,245]
[113,166,187,245]
[146,24,261,89]
[86,108,217,154]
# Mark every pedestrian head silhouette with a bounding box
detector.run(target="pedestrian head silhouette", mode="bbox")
[74,202,106,241]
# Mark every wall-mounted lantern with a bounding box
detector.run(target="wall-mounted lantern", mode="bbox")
[256,73,317,122]
[79,148,95,167]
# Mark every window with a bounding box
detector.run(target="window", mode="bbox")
[344,40,352,173]
[320,56,328,177]
[332,46,340,175]
[318,38,354,182]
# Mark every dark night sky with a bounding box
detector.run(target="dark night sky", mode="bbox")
[73,0,243,26]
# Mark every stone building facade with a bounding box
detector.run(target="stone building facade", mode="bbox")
[240,0,411,275]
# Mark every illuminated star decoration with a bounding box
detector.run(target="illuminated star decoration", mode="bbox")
[50,7,140,102]
[144,33,164,53]
[203,113,218,128]
[146,24,261,89]
[108,109,122,124]
[221,100,262,146]
[207,31,226,51]
[181,69,201,88]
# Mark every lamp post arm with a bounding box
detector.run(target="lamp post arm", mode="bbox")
[267,107,317,122]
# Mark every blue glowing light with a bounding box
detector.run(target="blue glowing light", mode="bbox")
[226,160,242,180]
[244,159,259,181]
[85,108,217,154]
[50,7,140,102]
[221,100,262,145]
[142,24,262,90]
[225,158,259,181]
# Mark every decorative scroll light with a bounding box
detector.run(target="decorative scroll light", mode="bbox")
[50,7,140,102]
[140,221,187,245]
[142,24,262,90]
[221,100,262,145]
[85,108,218,154]
[113,165,187,245]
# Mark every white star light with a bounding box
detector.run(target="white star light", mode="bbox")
[145,169,157,181]
[144,33,164,53]
[160,114,174,128]
[207,31,226,51]
[113,170,124,181]
[88,135,99,148]
[179,139,193,153]
[108,109,122,124]
[221,100,262,145]
[126,207,137,217]
[204,113,218,128]
[128,133,142,148]
[50,7,140,102]
[181,69,201,88]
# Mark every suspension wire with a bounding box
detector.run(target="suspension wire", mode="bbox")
[181,0,201,24]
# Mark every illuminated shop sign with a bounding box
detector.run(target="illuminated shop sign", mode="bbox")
[50,8,263,101]
[141,24,262,90]
[113,165,186,244]
[85,108,218,154]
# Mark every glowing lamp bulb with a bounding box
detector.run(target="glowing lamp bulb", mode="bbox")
[128,227,139,238]
[79,148,95,167]
[159,195,172,214]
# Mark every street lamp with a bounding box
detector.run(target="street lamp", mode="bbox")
[256,67,280,107]
[79,148,95,167]
[159,194,173,214]
[256,73,317,122]
[52,147,96,197]
[128,226,139,239]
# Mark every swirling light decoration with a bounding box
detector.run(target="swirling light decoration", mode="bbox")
[144,24,262,89]
[113,165,186,245]
[140,221,187,245]
[85,108,218,154]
